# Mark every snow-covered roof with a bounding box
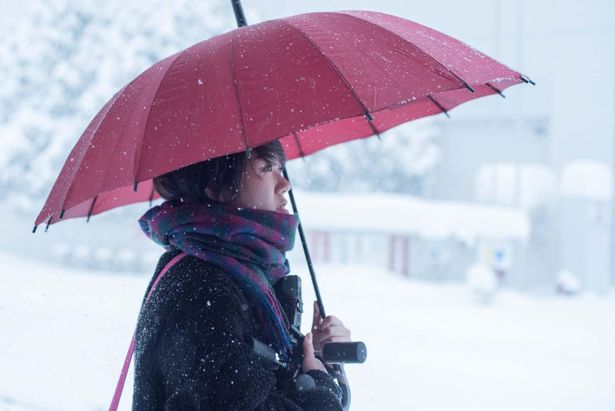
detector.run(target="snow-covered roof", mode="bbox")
[561,161,612,200]
[294,191,530,242]
[475,163,558,209]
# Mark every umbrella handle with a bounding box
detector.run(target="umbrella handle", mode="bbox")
[333,364,351,411]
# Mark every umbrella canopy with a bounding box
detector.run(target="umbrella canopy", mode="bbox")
[35,10,531,230]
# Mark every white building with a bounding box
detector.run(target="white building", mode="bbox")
[426,0,615,292]
[288,191,530,287]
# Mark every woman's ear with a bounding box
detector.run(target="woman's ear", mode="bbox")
[206,187,236,203]
[205,188,219,201]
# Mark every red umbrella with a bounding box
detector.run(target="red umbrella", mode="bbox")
[34,10,532,231]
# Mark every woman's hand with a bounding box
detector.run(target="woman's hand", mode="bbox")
[310,301,352,352]
[302,332,327,373]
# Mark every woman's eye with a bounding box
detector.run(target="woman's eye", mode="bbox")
[260,160,282,173]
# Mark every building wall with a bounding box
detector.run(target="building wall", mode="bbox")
[294,228,524,288]
[559,198,612,294]
[430,116,551,203]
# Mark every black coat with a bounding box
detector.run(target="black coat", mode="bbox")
[132,250,343,410]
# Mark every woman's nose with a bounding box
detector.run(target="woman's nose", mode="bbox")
[277,173,291,193]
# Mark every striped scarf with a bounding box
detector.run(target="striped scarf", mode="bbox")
[138,199,299,357]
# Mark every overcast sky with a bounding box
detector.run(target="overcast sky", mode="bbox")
[1,0,613,77]
[1,0,613,70]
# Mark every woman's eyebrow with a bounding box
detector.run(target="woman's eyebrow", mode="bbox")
[264,157,281,165]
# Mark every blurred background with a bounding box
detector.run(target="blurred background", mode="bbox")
[0,0,613,410]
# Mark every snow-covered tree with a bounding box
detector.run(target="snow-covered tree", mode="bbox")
[287,118,440,196]
[0,0,232,211]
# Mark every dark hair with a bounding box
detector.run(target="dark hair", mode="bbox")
[153,140,286,203]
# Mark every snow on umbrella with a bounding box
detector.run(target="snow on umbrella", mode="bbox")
[34,10,532,230]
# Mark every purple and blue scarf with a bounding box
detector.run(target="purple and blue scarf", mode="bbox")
[138,199,299,357]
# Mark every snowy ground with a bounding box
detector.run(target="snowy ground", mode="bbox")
[1,251,614,411]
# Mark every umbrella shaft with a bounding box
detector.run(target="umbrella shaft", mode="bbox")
[283,168,327,318]
[231,0,248,27]
[228,1,325,317]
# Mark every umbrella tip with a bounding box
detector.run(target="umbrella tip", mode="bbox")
[45,216,52,232]
[464,82,475,93]
[59,209,65,219]
[520,75,536,86]
[133,181,139,192]
[365,112,382,138]
[32,225,38,234]
[86,196,97,223]
[428,95,451,119]
[486,83,506,98]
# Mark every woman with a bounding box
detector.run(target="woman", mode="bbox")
[133,140,352,410]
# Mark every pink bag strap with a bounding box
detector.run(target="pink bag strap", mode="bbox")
[109,252,187,411]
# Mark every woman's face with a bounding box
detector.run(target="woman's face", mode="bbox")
[230,155,290,213]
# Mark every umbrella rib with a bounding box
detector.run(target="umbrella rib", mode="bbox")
[45,216,53,232]
[519,74,536,85]
[486,82,506,98]
[282,20,381,137]
[148,184,155,207]
[54,67,154,221]
[49,89,125,223]
[337,12,477,93]
[133,51,188,184]
[86,196,98,223]
[428,95,450,118]
[229,35,251,152]
[291,131,307,159]
[89,95,145,205]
